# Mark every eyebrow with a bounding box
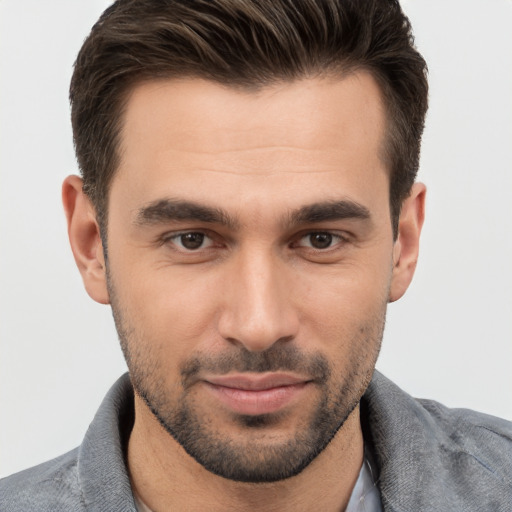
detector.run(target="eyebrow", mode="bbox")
[135,197,371,230]
[287,200,371,226]
[135,199,239,229]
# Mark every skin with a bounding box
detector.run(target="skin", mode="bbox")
[63,73,425,511]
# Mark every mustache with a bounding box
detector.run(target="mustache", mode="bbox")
[180,343,331,387]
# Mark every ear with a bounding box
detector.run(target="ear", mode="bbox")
[62,175,110,305]
[389,182,426,303]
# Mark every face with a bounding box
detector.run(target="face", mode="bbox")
[105,74,395,482]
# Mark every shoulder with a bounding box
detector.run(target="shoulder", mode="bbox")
[367,370,512,467]
[0,374,136,512]
[417,397,512,474]
[364,371,512,511]
[0,448,86,512]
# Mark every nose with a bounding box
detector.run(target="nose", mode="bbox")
[217,249,299,352]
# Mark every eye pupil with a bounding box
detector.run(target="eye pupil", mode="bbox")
[181,232,204,250]
[310,233,332,249]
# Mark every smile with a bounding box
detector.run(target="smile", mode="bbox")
[203,373,312,416]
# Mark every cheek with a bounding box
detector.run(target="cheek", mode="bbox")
[293,256,391,354]
[117,266,223,354]
[298,257,392,317]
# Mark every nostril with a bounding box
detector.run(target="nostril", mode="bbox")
[221,333,296,354]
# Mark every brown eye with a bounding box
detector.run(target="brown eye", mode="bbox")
[308,233,333,249]
[179,232,205,250]
[166,232,213,251]
[295,231,347,251]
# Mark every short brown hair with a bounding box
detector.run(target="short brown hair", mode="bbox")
[70,0,428,236]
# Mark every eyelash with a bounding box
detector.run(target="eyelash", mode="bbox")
[293,231,349,251]
[160,230,349,253]
[161,231,218,251]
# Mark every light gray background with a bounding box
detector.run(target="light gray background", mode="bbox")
[1,0,511,478]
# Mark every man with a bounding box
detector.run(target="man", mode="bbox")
[1,0,511,510]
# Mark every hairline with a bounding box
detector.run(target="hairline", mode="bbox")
[95,66,403,249]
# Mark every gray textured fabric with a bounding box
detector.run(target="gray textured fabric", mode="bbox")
[1,371,511,511]
[363,374,512,511]
[0,375,137,512]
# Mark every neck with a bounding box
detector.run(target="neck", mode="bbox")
[128,396,364,512]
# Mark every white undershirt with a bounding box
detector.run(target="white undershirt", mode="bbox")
[345,454,383,512]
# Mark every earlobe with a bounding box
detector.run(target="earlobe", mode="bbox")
[62,175,110,305]
[389,182,426,303]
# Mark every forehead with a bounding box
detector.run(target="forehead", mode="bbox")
[120,73,386,157]
[113,74,389,218]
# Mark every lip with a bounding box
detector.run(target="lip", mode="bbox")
[203,373,312,416]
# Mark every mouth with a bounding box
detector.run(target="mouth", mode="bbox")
[203,373,313,416]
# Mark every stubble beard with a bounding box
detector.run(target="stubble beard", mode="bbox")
[108,275,385,483]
